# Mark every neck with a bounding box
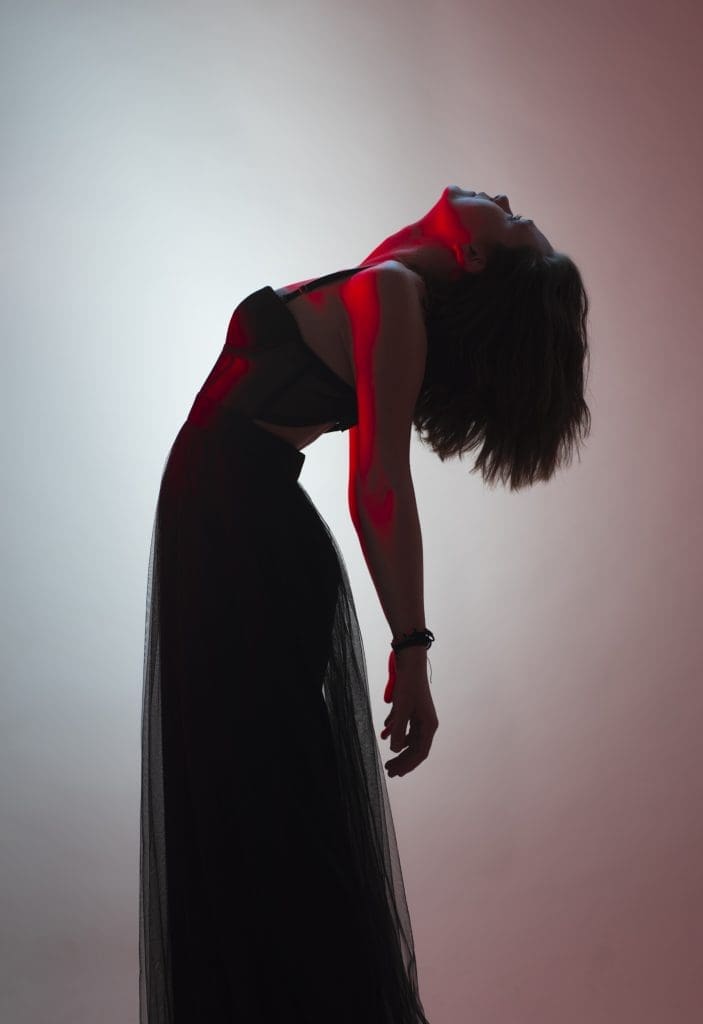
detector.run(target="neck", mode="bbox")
[360,216,464,285]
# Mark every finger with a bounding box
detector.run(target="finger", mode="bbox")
[383,649,397,703]
[386,740,431,777]
[386,723,433,775]
[386,703,420,745]
[385,747,423,776]
[384,708,423,741]
[390,717,411,753]
[380,708,395,739]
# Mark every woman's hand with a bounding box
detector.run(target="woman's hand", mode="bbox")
[380,648,439,778]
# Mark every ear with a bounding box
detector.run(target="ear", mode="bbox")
[453,242,486,274]
[464,244,486,274]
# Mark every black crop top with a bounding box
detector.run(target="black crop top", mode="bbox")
[186,266,365,433]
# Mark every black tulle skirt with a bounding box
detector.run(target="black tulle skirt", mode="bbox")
[139,401,430,1023]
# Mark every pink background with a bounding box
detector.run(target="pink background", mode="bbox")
[2,0,702,1021]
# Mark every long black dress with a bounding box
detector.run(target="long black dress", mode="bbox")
[139,266,431,1023]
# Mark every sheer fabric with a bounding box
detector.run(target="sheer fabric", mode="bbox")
[139,401,431,1022]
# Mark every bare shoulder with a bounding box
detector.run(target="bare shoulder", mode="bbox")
[340,258,427,307]
[341,261,428,490]
[339,259,427,360]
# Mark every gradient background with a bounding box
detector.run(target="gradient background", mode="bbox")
[2,1,702,1021]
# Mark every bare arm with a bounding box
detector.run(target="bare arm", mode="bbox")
[343,263,439,777]
[349,475,426,661]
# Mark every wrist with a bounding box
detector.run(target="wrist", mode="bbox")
[391,626,435,654]
[394,643,427,659]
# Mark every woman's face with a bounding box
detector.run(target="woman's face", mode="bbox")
[442,186,554,257]
[361,185,554,278]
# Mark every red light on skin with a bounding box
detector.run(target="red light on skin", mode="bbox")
[355,484,396,531]
[341,262,429,721]
[345,271,400,543]
[346,275,379,477]
[345,267,423,719]
[384,647,398,704]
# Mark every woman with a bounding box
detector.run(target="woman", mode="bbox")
[139,186,591,1023]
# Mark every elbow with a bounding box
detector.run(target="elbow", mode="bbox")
[349,474,414,533]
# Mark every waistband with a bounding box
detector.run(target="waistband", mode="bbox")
[186,397,306,482]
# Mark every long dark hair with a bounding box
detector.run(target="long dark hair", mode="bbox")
[413,243,592,491]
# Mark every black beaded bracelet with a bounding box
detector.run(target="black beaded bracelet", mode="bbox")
[391,627,435,653]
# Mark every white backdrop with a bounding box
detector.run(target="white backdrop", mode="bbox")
[2,1,702,1021]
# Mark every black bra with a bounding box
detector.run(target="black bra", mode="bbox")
[188,266,367,434]
[277,265,366,303]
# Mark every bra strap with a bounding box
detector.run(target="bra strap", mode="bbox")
[280,265,364,302]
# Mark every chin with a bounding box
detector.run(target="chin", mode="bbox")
[447,185,477,196]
